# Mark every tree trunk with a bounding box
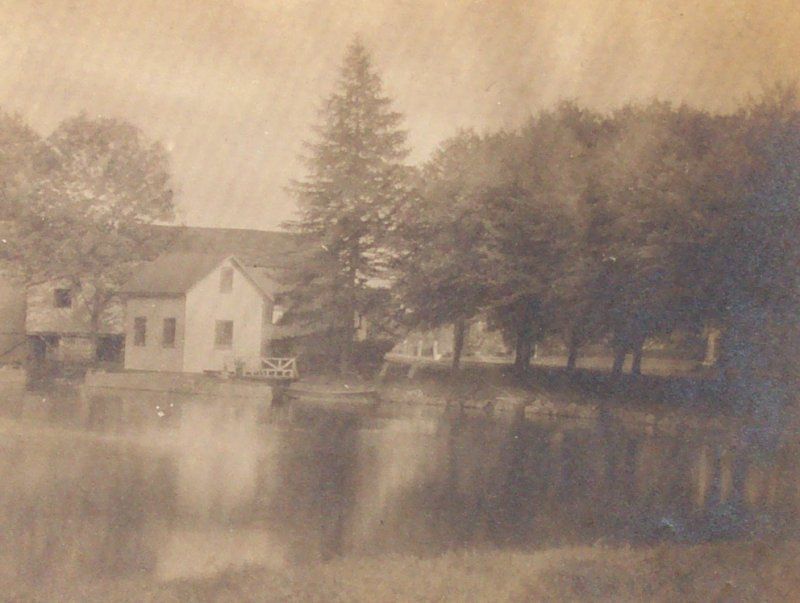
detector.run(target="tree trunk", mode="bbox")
[89,304,102,364]
[611,346,627,376]
[630,339,644,376]
[566,336,580,371]
[338,340,351,376]
[451,319,466,375]
[514,330,534,377]
[338,317,355,376]
[338,244,360,376]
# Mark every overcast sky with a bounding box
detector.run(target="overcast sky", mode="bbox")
[1,0,798,230]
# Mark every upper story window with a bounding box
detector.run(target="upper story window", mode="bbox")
[214,320,234,348]
[271,304,285,325]
[133,317,147,346]
[162,318,176,348]
[54,288,72,308]
[220,267,234,293]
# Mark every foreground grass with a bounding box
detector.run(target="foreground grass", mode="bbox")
[15,540,799,602]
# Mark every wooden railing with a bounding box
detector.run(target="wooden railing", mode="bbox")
[242,357,298,380]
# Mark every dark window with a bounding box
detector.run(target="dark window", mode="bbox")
[54,288,72,308]
[220,267,233,293]
[162,318,177,348]
[96,335,124,363]
[214,320,233,348]
[133,317,147,346]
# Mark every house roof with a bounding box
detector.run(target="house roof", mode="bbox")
[120,252,283,299]
[238,264,283,298]
[120,253,228,296]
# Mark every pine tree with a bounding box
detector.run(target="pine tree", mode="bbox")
[285,39,410,374]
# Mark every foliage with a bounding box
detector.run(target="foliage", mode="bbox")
[7,114,175,332]
[585,103,720,372]
[482,106,589,374]
[0,111,45,221]
[390,88,800,389]
[285,39,412,372]
[699,86,800,384]
[391,130,497,370]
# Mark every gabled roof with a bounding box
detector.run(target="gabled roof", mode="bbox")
[120,253,227,296]
[237,263,282,299]
[120,252,282,300]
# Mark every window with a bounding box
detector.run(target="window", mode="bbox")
[220,267,233,293]
[271,304,285,325]
[214,320,233,348]
[133,317,147,346]
[162,318,176,348]
[54,288,72,308]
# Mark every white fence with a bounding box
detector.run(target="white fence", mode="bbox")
[240,357,298,380]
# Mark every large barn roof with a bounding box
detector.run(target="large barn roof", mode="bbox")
[152,225,299,268]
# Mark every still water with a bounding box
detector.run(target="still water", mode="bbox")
[0,387,796,587]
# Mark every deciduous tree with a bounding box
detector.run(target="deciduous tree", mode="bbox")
[393,131,494,373]
[8,115,175,343]
[0,111,44,221]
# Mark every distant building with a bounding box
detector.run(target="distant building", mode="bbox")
[120,253,283,373]
[25,279,123,365]
[0,272,27,365]
[393,320,511,360]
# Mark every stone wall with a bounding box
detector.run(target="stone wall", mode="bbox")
[84,369,273,401]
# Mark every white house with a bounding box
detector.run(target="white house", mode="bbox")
[120,253,283,373]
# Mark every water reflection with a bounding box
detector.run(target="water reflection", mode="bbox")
[0,387,796,586]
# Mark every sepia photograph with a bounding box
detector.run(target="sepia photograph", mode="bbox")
[0,0,799,600]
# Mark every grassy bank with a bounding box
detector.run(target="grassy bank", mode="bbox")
[379,361,733,416]
[16,540,799,602]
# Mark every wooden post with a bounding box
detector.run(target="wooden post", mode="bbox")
[745,463,764,509]
[548,430,564,499]
[694,444,712,510]
[703,327,721,366]
[719,446,733,504]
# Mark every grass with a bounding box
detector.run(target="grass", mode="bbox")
[379,360,734,418]
[11,540,799,602]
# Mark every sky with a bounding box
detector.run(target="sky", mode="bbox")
[0,0,798,230]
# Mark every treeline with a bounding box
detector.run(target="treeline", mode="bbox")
[392,91,800,382]
[392,91,800,381]
[288,43,799,387]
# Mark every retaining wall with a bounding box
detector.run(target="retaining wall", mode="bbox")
[84,369,273,401]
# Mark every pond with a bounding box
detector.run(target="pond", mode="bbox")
[0,386,796,588]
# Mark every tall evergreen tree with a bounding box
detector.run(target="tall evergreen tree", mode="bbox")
[285,39,410,373]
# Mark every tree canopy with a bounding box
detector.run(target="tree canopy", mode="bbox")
[286,39,412,373]
[390,88,800,391]
[7,114,175,333]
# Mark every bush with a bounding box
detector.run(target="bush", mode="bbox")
[352,338,396,377]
